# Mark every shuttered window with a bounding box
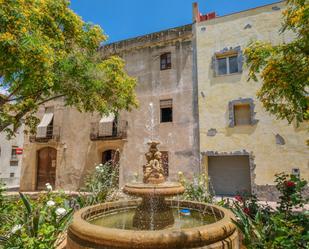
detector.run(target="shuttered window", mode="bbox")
[160,99,173,123]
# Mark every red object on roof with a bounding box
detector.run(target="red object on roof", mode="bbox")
[200,12,216,22]
[15,148,23,155]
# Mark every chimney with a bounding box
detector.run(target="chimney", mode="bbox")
[193,2,216,23]
[192,2,200,23]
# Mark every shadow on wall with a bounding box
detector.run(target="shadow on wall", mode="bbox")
[208,62,242,86]
[225,124,258,136]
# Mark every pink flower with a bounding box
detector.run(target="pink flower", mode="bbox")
[235,195,243,202]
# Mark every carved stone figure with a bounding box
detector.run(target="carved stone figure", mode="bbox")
[143,141,165,184]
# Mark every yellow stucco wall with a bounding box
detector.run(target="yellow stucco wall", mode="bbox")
[195,2,308,190]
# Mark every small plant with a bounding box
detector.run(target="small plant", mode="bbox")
[275,172,308,216]
[178,172,214,203]
[78,161,120,206]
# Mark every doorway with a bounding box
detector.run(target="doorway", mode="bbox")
[208,155,251,196]
[36,147,57,190]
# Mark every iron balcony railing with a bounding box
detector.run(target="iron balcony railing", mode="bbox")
[30,125,60,143]
[90,120,128,141]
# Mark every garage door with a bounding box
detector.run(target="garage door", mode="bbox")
[208,155,251,196]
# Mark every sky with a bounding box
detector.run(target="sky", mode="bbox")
[70,0,280,44]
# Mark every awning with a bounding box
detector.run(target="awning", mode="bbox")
[99,113,115,123]
[36,113,53,138]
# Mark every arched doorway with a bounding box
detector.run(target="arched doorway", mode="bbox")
[102,149,119,166]
[102,149,120,184]
[36,147,57,190]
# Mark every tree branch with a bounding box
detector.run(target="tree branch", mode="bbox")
[37,94,66,106]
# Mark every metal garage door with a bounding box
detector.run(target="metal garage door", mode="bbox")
[208,155,251,196]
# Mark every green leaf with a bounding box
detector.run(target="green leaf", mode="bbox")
[19,192,32,214]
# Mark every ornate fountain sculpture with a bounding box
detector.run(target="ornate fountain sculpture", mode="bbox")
[143,141,165,184]
[67,140,239,249]
[123,141,185,230]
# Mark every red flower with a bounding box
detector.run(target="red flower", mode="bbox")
[235,195,243,202]
[243,207,250,215]
[285,181,295,188]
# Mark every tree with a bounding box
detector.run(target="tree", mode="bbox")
[244,0,308,125]
[0,0,137,136]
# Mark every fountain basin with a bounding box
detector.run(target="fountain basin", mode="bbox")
[67,199,239,249]
[123,182,185,197]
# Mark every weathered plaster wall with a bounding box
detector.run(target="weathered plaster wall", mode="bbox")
[20,25,200,190]
[0,125,24,189]
[98,25,200,185]
[195,2,308,199]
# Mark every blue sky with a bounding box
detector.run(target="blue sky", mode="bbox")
[0,1,281,95]
[74,1,279,43]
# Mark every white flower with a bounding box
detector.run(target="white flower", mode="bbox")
[55,207,67,216]
[11,224,22,234]
[46,183,53,191]
[95,166,100,171]
[99,163,103,166]
[47,200,55,207]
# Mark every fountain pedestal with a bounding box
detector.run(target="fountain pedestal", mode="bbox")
[133,196,174,230]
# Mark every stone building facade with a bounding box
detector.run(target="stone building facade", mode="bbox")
[193,1,308,200]
[20,1,308,200]
[20,25,200,191]
[0,125,24,189]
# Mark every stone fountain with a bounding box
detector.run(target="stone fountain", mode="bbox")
[123,141,185,230]
[67,141,240,249]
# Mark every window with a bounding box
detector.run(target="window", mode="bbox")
[228,98,258,127]
[217,55,238,75]
[213,47,243,76]
[10,172,15,178]
[11,146,18,160]
[160,99,173,123]
[160,151,169,177]
[160,52,171,70]
[234,104,251,126]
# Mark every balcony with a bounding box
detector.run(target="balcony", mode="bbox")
[90,120,127,141]
[30,125,60,143]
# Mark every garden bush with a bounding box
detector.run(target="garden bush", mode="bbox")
[0,184,74,249]
[77,162,120,206]
[230,173,308,249]
[178,172,214,203]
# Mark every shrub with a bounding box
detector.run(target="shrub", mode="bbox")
[231,173,308,249]
[0,185,74,249]
[78,162,120,206]
[178,172,214,203]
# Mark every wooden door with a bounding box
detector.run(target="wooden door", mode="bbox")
[37,147,57,190]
